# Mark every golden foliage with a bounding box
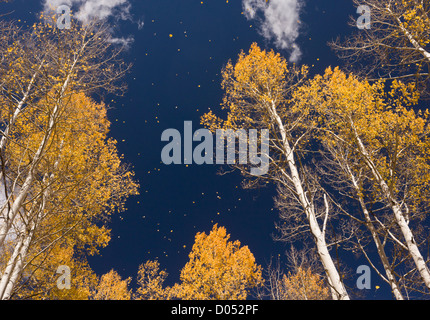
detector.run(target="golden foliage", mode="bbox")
[0,92,139,298]
[278,267,330,300]
[92,269,132,300]
[201,42,308,133]
[0,17,136,299]
[172,224,263,300]
[135,260,171,300]
[15,245,98,300]
[293,66,430,207]
[331,0,430,93]
[398,0,430,49]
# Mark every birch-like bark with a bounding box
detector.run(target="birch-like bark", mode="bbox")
[0,230,25,298]
[345,162,404,300]
[269,101,349,300]
[0,63,44,246]
[0,222,35,300]
[351,120,430,290]
[0,147,62,299]
[0,55,77,249]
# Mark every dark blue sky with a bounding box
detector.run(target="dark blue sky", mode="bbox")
[2,0,391,299]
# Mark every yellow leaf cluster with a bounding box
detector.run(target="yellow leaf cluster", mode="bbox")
[279,267,330,300]
[202,43,308,134]
[92,269,132,300]
[14,245,98,300]
[400,0,430,48]
[0,92,139,298]
[172,224,263,300]
[135,260,171,300]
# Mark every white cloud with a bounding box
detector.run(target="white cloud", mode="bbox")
[76,0,131,24]
[108,35,134,49]
[242,0,266,19]
[242,0,303,62]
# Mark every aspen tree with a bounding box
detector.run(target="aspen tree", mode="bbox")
[0,92,138,299]
[201,44,350,300]
[295,66,430,294]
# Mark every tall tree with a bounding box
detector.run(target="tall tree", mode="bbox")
[317,136,405,300]
[0,12,137,299]
[294,66,430,295]
[0,17,130,250]
[0,92,138,299]
[201,43,350,300]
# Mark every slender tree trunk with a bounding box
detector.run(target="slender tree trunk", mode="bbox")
[345,164,404,299]
[361,202,404,299]
[0,224,34,300]
[0,66,43,246]
[0,141,64,299]
[352,121,430,290]
[0,232,24,299]
[0,67,73,249]
[270,101,350,300]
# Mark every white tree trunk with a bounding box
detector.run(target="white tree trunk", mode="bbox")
[0,142,64,299]
[0,30,87,249]
[390,9,430,63]
[0,226,33,300]
[392,202,430,288]
[0,233,24,299]
[0,67,42,247]
[0,67,73,249]
[346,164,404,299]
[270,102,350,300]
[352,123,430,290]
